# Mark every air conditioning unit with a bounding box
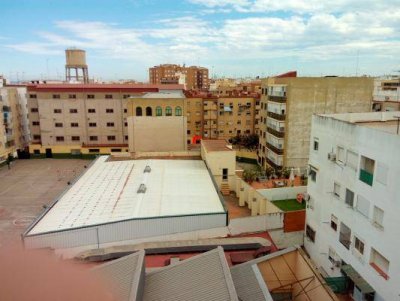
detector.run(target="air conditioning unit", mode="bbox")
[328,152,336,161]
[252,197,257,202]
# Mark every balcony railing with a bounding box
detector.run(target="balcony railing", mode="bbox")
[267,126,285,138]
[268,95,286,103]
[266,157,282,169]
[359,169,373,186]
[266,143,284,155]
[267,111,286,121]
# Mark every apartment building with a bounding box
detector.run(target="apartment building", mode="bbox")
[258,77,373,170]
[27,83,184,156]
[209,78,261,97]
[372,76,400,112]
[0,82,30,161]
[149,64,209,90]
[185,96,260,143]
[304,112,400,301]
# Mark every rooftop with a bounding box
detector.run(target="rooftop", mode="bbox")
[319,111,400,135]
[27,156,225,235]
[202,140,233,152]
[27,83,184,92]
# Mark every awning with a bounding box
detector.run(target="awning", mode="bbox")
[341,264,375,294]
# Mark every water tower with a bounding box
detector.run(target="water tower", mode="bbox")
[65,48,89,83]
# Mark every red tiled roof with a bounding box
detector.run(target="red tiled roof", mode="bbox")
[275,71,297,78]
[27,83,184,92]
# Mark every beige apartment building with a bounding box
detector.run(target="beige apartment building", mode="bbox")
[186,96,260,143]
[149,64,209,90]
[27,83,185,157]
[0,81,30,161]
[258,77,374,170]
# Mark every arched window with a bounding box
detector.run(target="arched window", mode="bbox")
[156,106,162,116]
[175,106,182,116]
[146,107,152,116]
[136,107,142,116]
[165,106,172,116]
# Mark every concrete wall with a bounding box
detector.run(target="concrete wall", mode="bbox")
[128,116,187,152]
[257,186,307,201]
[228,213,283,236]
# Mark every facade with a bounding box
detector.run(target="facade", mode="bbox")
[258,77,374,170]
[0,84,30,161]
[304,112,400,301]
[149,64,209,90]
[209,79,261,97]
[27,83,184,156]
[372,76,400,112]
[186,96,260,142]
[23,156,227,250]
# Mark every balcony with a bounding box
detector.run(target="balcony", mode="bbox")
[267,111,286,121]
[267,126,285,138]
[359,169,373,186]
[266,142,284,155]
[266,157,282,169]
[268,95,286,103]
[203,112,217,120]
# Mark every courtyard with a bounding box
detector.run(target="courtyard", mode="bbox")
[0,159,90,248]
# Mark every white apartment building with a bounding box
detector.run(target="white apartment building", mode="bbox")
[372,76,400,112]
[304,112,400,301]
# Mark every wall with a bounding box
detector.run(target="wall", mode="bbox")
[128,116,187,152]
[257,186,306,201]
[24,213,227,249]
[284,210,306,232]
[228,213,283,236]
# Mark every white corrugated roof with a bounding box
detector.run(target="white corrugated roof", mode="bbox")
[29,156,224,235]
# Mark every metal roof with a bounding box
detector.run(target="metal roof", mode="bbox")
[28,156,224,235]
[143,247,239,301]
[91,250,145,301]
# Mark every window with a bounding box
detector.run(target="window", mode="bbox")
[107,122,114,127]
[71,136,80,141]
[89,136,98,141]
[31,108,38,113]
[89,122,96,127]
[370,248,390,280]
[55,123,63,127]
[345,188,354,207]
[111,148,121,152]
[88,108,96,113]
[107,135,116,141]
[354,236,365,255]
[376,162,388,185]
[359,155,375,186]
[373,206,384,229]
[124,108,127,113]
[52,94,60,99]
[106,108,114,113]
[328,247,339,263]
[356,195,370,218]
[313,138,319,151]
[156,106,162,116]
[69,94,76,99]
[33,149,40,154]
[146,107,152,116]
[123,95,130,99]
[306,224,316,242]
[69,109,78,113]
[331,214,338,231]
[87,94,95,99]
[33,135,41,140]
[54,109,62,114]
[309,166,317,182]
[337,146,345,163]
[166,106,172,116]
[175,106,182,116]
[29,94,37,99]
[89,148,99,153]
[339,222,351,249]
[187,130,191,134]
[70,122,79,127]
[124,135,128,140]
[56,136,64,142]
[124,122,128,127]
[346,150,358,171]
[136,107,142,116]
[32,121,40,126]
[333,182,341,198]
[105,94,113,99]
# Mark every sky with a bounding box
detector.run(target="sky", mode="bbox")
[0,0,399,82]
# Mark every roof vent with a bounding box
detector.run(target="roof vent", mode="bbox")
[137,184,147,193]
[144,165,151,173]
